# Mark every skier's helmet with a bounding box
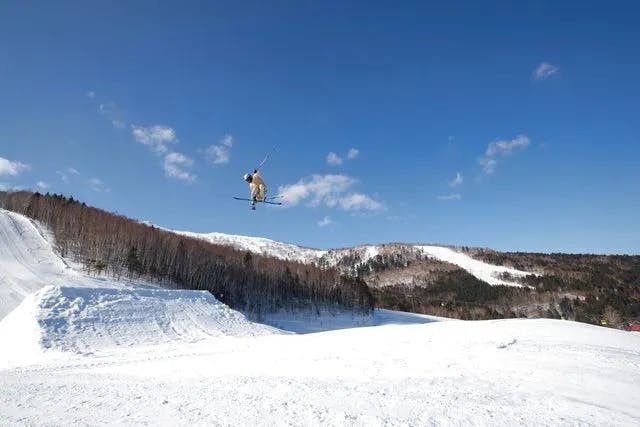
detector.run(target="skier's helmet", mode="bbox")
[243,173,252,183]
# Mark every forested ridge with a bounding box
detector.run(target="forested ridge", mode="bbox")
[352,244,640,326]
[0,191,374,318]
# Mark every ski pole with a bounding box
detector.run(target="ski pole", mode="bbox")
[257,147,277,170]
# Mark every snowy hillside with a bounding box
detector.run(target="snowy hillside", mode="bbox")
[174,226,536,287]
[171,229,327,263]
[0,209,139,320]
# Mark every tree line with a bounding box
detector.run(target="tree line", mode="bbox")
[0,191,374,318]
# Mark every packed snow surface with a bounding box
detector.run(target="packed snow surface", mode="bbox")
[2,314,639,426]
[0,285,282,367]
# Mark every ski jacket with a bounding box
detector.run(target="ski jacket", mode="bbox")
[249,170,267,201]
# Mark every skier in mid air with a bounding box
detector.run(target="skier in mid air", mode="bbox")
[243,169,267,209]
[234,150,282,209]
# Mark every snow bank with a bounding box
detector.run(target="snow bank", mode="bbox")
[0,285,283,367]
[415,245,534,286]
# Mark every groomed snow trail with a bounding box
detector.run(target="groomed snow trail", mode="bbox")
[415,245,534,286]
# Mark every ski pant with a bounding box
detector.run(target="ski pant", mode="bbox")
[250,183,267,201]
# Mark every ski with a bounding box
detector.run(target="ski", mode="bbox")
[233,197,283,205]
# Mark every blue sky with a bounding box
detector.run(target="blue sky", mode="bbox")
[1,1,639,254]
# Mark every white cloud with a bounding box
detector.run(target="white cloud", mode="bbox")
[326,152,343,166]
[479,135,530,174]
[337,193,384,211]
[205,135,234,165]
[0,157,30,176]
[56,167,80,183]
[88,178,111,192]
[132,125,178,154]
[87,91,95,98]
[278,174,384,212]
[479,157,498,174]
[132,125,196,184]
[449,172,463,187]
[318,216,333,227]
[164,152,196,182]
[533,62,559,80]
[347,148,359,160]
[437,193,462,201]
[485,135,530,156]
[279,174,355,206]
[36,181,50,189]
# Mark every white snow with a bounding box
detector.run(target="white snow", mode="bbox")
[415,245,534,286]
[0,209,70,319]
[2,209,639,425]
[0,209,156,321]
[1,315,639,425]
[171,230,327,263]
[0,285,283,368]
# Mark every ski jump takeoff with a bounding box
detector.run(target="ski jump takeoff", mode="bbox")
[233,150,283,210]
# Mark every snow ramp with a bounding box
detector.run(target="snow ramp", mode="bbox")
[0,285,283,367]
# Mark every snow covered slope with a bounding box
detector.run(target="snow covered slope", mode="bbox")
[0,209,69,319]
[0,209,157,320]
[2,317,639,425]
[172,230,327,263]
[416,245,533,286]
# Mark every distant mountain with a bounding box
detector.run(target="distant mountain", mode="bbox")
[173,229,640,326]
[173,230,534,287]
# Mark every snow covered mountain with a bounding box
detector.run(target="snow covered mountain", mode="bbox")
[172,228,535,287]
[1,209,640,425]
[173,229,327,264]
